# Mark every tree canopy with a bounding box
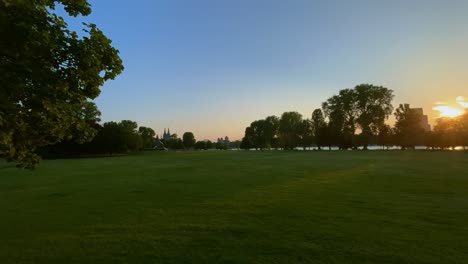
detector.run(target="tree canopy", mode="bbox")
[182,132,196,149]
[322,84,394,149]
[279,112,303,150]
[0,0,123,168]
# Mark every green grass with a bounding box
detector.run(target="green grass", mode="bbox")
[1,151,467,263]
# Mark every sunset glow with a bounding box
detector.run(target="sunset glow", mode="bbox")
[456,96,468,108]
[433,96,468,118]
[433,106,464,118]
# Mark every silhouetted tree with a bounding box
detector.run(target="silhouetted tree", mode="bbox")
[322,89,356,149]
[311,109,327,149]
[322,84,393,150]
[139,127,156,149]
[194,141,205,150]
[456,111,468,149]
[241,126,255,150]
[216,141,228,150]
[354,84,394,149]
[394,104,425,149]
[299,119,313,150]
[232,140,241,150]
[182,132,196,149]
[264,116,280,149]
[206,140,213,149]
[240,136,253,150]
[99,122,125,155]
[433,118,457,149]
[377,124,394,150]
[164,134,183,150]
[119,120,141,151]
[249,120,268,149]
[279,112,303,150]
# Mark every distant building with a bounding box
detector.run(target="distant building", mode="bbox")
[407,105,431,131]
[161,128,172,141]
[217,136,230,146]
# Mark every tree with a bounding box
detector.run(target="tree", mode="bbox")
[232,140,241,150]
[216,141,228,150]
[241,126,254,150]
[249,120,268,149]
[310,109,327,149]
[205,140,213,150]
[139,127,156,149]
[99,122,125,155]
[319,123,334,150]
[299,119,313,150]
[279,112,303,150]
[95,120,142,155]
[240,136,253,150]
[36,102,102,157]
[354,84,394,149]
[264,116,280,149]
[394,104,426,149]
[194,141,207,150]
[0,1,124,168]
[322,84,394,150]
[182,132,196,149]
[433,118,457,149]
[119,120,141,151]
[377,124,394,150]
[322,89,357,149]
[456,111,468,149]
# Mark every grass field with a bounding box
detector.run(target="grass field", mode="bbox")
[1,151,467,263]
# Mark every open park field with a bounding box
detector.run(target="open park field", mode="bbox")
[1,151,467,263]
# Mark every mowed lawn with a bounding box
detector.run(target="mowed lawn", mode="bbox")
[1,151,467,263]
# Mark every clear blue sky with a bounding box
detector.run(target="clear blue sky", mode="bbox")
[60,0,468,140]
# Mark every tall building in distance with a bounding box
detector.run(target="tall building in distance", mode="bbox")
[407,105,431,132]
[217,136,230,146]
[161,128,172,141]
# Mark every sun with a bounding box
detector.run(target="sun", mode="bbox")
[433,96,468,118]
[433,105,464,118]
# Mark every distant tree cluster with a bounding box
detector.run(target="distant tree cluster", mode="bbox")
[41,119,242,157]
[377,105,468,150]
[41,116,152,157]
[241,84,468,150]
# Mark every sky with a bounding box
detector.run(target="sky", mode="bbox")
[59,0,468,140]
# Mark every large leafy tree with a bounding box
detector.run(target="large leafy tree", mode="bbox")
[98,120,141,155]
[278,111,303,150]
[249,120,268,150]
[310,109,326,149]
[298,119,313,150]
[264,116,280,149]
[241,126,254,150]
[139,127,156,149]
[0,1,124,167]
[322,84,393,149]
[322,89,357,149]
[354,84,394,149]
[433,118,458,149]
[182,132,196,149]
[377,124,394,150]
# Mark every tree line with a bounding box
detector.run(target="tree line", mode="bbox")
[240,84,468,150]
[40,106,240,158]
